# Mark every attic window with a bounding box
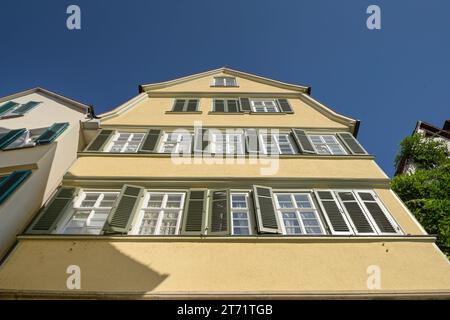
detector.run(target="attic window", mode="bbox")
[213,77,237,87]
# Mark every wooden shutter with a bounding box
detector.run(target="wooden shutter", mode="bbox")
[245,129,259,154]
[0,101,19,116]
[337,132,367,155]
[239,98,251,112]
[214,99,225,112]
[12,101,41,115]
[193,128,208,153]
[252,185,280,234]
[336,191,375,234]
[291,129,315,154]
[35,122,69,145]
[139,129,161,153]
[103,185,144,234]
[86,129,114,151]
[28,187,78,234]
[172,99,185,111]
[181,189,207,235]
[0,128,27,150]
[208,190,229,235]
[314,190,352,235]
[357,192,398,234]
[0,170,32,205]
[277,99,293,113]
[186,99,198,112]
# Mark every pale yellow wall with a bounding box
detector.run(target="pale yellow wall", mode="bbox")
[1,239,449,295]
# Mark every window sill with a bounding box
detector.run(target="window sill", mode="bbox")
[165,111,202,114]
[210,85,240,88]
[249,112,290,115]
[208,111,243,115]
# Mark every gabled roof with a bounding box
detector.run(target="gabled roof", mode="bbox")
[138,67,311,93]
[0,87,95,117]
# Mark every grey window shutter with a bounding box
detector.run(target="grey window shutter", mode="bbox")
[336,192,374,234]
[186,99,198,112]
[252,185,280,234]
[0,170,32,205]
[214,99,225,112]
[12,101,41,115]
[139,129,161,153]
[227,100,239,112]
[193,128,208,153]
[0,128,27,150]
[314,191,352,235]
[28,187,78,234]
[86,129,114,151]
[357,192,398,233]
[181,189,207,235]
[277,99,293,113]
[291,129,315,154]
[35,122,69,145]
[208,190,229,235]
[0,101,19,116]
[245,129,259,154]
[103,185,144,234]
[172,99,185,111]
[337,132,367,155]
[239,98,251,112]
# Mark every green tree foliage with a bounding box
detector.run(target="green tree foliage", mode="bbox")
[392,135,449,257]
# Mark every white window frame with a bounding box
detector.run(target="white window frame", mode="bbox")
[230,192,254,235]
[158,131,193,153]
[213,76,237,87]
[0,101,41,118]
[212,98,240,112]
[105,131,146,153]
[259,133,296,155]
[308,134,347,155]
[171,99,199,112]
[130,191,186,236]
[274,192,326,235]
[250,99,280,113]
[209,132,245,155]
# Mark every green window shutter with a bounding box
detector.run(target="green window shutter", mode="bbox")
[214,99,225,112]
[28,187,78,234]
[193,128,208,153]
[139,129,161,153]
[86,129,114,151]
[337,132,367,155]
[0,170,32,205]
[227,99,239,112]
[277,99,293,113]
[357,192,398,234]
[291,129,315,154]
[239,98,251,112]
[12,101,41,115]
[181,189,207,235]
[336,191,374,234]
[103,185,144,234]
[0,101,19,116]
[0,128,27,150]
[252,185,280,234]
[208,190,229,235]
[314,190,352,235]
[172,99,186,111]
[186,99,198,112]
[35,122,69,145]
[245,129,259,154]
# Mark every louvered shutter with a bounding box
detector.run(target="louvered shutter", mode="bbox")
[336,191,375,234]
[227,100,239,112]
[337,133,367,155]
[252,185,280,234]
[12,101,41,115]
[193,128,208,153]
[314,190,352,235]
[35,122,69,145]
[139,129,161,153]
[181,189,207,235]
[214,99,225,112]
[0,170,32,205]
[103,185,144,234]
[291,129,315,154]
[86,129,113,151]
[0,101,19,116]
[357,192,398,234]
[172,99,185,112]
[245,129,259,154]
[28,187,78,234]
[208,190,229,235]
[0,128,27,150]
[239,98,251,112]
[277,99,293,113]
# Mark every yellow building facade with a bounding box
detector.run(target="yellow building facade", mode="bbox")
[0,68,449,299]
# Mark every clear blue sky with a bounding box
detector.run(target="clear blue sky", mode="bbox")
[1,0,449,176]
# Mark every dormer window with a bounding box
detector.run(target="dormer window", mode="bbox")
[213,76,237,87]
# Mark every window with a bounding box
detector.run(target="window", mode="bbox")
[105,132,145,153]
[57,191,119,235]
[231,193,253,235]
[274,193,325,235]
[250,99,279,113]
[210,132,245,155]
[213,99,240,112]
[309,135,347,155]
[171,99,199,112]
[259,133,296,155]
[159,132,192,153]
[0,101,41,118]
[133,192,186,235]
[213,77,237,87]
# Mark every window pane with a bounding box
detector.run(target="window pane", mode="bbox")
[276,194,294,208]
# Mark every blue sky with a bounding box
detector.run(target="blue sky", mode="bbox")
[1,0,449,176]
